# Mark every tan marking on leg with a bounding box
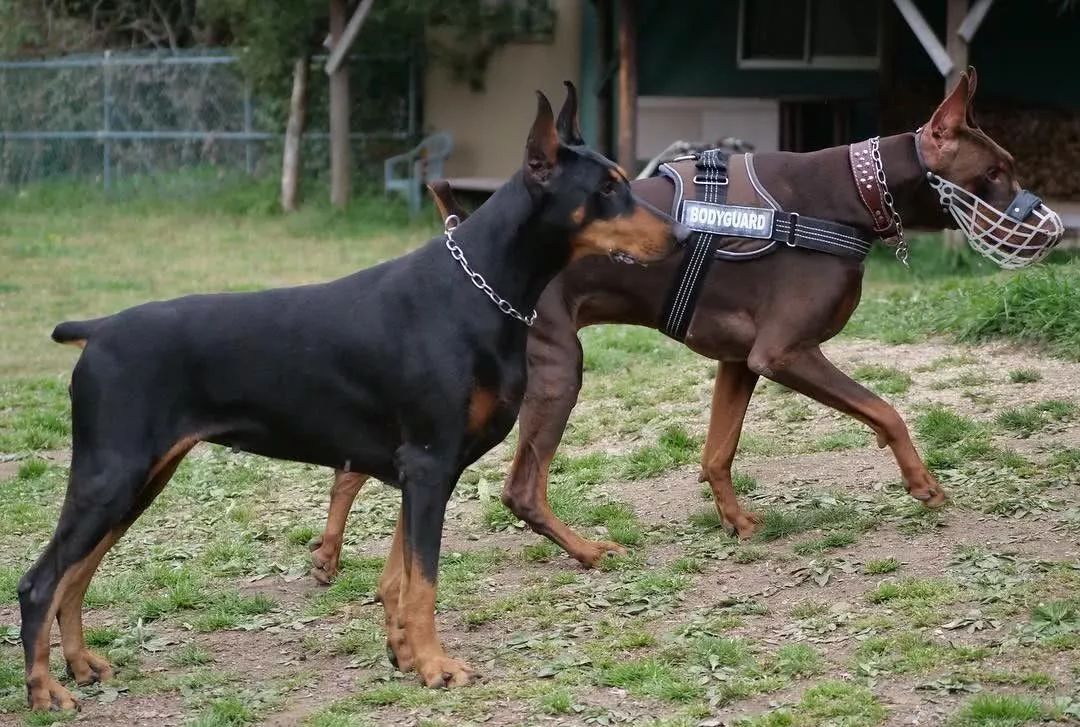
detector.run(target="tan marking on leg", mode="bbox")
[378,514,412,671]
[51,439,193,700]
[147,436,199,482]
[58,531,120,686]
[467,386,498,434]
[400,550,474,688]
[311,470,368,584]
[26,562,83,711]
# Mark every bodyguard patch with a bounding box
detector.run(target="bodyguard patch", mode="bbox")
[681,201,774,239]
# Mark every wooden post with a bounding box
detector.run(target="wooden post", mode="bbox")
[944,0,968,248]
[596,0,612,155]
[281,56,310,213]
[616,0,637,172]
[329,0,350,208]
[945,0,968,92]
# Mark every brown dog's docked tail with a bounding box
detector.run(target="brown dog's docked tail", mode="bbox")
[52,318,105,348]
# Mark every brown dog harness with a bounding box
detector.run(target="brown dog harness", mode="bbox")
[657,148,875,340]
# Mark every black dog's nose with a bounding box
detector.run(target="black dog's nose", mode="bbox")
[673,221,693,244]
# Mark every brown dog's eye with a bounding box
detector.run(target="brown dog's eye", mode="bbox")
[986,167,1002,183]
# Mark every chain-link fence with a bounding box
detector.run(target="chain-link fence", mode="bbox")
[0,50,418,192]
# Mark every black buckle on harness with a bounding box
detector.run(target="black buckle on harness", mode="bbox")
[786,212,799,247]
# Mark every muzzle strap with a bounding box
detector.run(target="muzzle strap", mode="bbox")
[1006,190,1043,223]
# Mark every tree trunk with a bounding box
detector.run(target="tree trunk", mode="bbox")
[329,0,350,208]
[281,56,310,213]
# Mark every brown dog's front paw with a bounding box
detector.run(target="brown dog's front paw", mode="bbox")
[308,535,341,585]
[65,649,113,686]
[723,510,762,540]
[906,471,947,508]
[28,675,79,712]
[416,655,476,688]
[386,624,414,672]
[573,540,627,569]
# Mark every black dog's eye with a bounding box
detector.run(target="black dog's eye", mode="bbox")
[599,179,617,196]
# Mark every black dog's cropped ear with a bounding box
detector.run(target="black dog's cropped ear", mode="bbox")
[525,91,559,185]
[556,80,584,145]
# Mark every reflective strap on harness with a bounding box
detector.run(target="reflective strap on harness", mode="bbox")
[659,149,728,341]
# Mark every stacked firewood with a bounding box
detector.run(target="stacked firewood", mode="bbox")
[976,108,1080,200]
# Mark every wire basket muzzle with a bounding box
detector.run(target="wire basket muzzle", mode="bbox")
[928,173,1065,270]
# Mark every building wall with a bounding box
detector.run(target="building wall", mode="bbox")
[423,0,583,179]
[580,0,1080,164]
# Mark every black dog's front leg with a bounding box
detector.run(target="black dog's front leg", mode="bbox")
[391,442,475,688]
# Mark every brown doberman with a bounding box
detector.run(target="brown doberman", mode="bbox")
[309,69,1063,581]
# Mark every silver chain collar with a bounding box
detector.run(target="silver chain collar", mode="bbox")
[869,136,909,266]
[443,215,538,327]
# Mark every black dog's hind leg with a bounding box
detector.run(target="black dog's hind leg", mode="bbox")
[394,442,476,688]
[20,438,195,711]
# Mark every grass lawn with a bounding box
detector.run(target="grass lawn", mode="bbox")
[1,182,1079,726]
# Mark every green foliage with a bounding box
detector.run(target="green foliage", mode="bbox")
[995,400,1076,437]
[850,259,1080,359]
[949,694,1045,726]
[1008,368,1042,383]
[863,557,900,575]
[623,425,700,479]
[853,364,912,396]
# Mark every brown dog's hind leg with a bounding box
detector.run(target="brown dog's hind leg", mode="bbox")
[700,362,762,538]
[502,321,625,568]
[310,470,369,584]
[749,345,945,507]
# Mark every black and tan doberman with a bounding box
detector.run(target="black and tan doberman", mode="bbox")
[18,86,686,710]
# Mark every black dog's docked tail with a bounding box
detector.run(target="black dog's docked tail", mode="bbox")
[52,318,105,346]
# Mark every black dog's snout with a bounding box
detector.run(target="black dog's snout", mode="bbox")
[672,221,693,244]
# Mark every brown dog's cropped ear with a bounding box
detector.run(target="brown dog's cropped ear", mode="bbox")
[426,180,468,222]
[965,66,977,102]
[556,81,585,146]
[525,91,559,184]
[964,66,978,127]
[920,70,971,168]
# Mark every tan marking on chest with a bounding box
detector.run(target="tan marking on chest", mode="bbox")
[468,387,499,433]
